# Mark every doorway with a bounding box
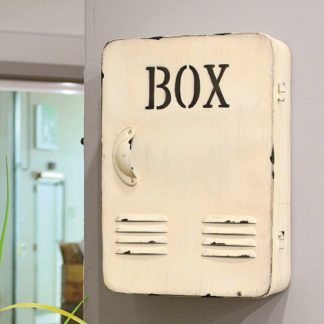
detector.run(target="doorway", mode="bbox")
[0,81,84,324]
[34,177,64,324]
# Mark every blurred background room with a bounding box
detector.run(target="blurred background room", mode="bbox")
[0,1,85,323]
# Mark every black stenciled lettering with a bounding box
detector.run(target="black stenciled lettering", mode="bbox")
[145,67,155,109]
[175,65,200,108]
[146,64,230,109]
[145,66,171,109]
[203,64,230,108]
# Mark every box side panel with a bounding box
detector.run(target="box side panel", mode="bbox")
[268,37,291,295]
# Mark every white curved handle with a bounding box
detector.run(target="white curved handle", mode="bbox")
[113,127,137,186]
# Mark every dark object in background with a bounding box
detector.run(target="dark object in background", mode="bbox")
[60,242,84,322]
[60,242,83,264]
[47,161,57,170]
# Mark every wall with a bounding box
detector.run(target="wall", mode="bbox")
[84,0,324,323]
[0,0,84,66]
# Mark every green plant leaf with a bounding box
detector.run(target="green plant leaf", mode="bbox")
[0,157,10,265]
[64,297,87,324]
[0,158,87,323]
[0,303,86,324]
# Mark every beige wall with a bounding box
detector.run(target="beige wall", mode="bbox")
[0,0,84,66]
[84,0,324,323]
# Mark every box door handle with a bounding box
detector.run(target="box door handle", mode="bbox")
[113,127,137,186]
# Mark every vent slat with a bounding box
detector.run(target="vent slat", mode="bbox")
[202,226,256,236]
[203,216,256,224]
[116,225,167,233]
[116,247,167,255]
[202,238,256,247]
[202,249,256,258]
[115,213,167,222]
[116,236,168,244]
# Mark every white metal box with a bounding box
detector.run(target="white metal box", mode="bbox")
[101,33,291,297]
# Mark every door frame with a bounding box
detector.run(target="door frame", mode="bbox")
[0,74,84,324]
[0,62,83,84]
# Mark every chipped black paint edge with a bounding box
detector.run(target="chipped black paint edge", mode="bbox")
[116,241,165,245]
[149,33,231,40]
[270,146,275,179]
[106,289,260,299]
[201,293,223,298]
[204,242,255,248]
[205,220,254,224]
[210,242,226,246]
[145,33,233,41]
[202,255,254,259]
[150,36,164,40]
[224,220,251,224]
[270,146,275,164]
[213,33,232,36]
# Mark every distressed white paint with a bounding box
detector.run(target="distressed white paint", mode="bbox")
[101,33,290,297]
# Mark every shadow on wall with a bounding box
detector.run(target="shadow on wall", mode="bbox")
[99,288,288,324]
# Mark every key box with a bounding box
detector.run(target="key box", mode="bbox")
[101,33,291,297]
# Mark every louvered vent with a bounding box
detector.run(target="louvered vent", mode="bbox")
[202,216,257,258]
[115,213,168,255]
